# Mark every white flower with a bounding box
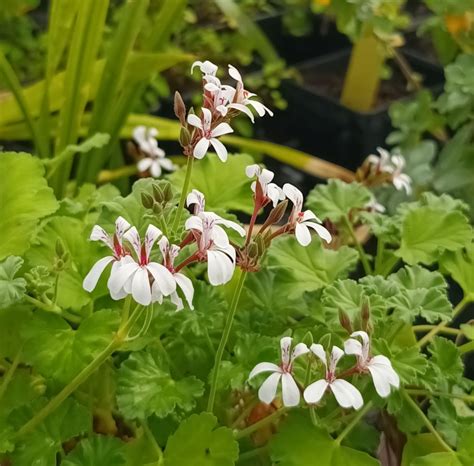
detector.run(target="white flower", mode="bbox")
[108,225,176,306]
[249,337,309,407]
[344,331,400,398]
[283,183,332,246]
[83,216,131,294]
[185,211,245,286]
[367,147,412,195]
[391,155,412,195]
[227,65,273,121]
[304,344,364,410]
[157,237,194,311]
[245,164,284,207]
[204,80,235,117]
[133,126,165,158]
[134,126,175,178]
[366,147,393,173]
[366,197,386,213]
[191,60,218,77]
[186,189,206,215]
[187,108,233,161]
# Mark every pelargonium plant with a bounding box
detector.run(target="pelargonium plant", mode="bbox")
[0,60,473,466]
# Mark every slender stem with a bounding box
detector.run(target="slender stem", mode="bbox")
[406,388,474,404]
[172,156,194,233]
[97,165,138,183]
[15,303,144,438]
[237,446,268,463]
[335,401,373,445]
[245,203,260,247]
[417,297,471,348]
[207,270,248,413]
[342,216,372,275]
[403,391,453,452]
[24,295,61,314]
[459,340,474,354]
[234,407,287,440]
[0,350,22,402]
[143,421,164,465]
[413,325,461,336]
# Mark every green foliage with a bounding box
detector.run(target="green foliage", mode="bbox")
[63,435,126,466]
[428,337,464,382]
[306,179,372,223]
[268,237,359,299]
[169,153,254,214]
[164,413,239,466]
[270,413,380,466]
[116,349,204,420]
[22,310,120,384]
[0,256,26,309]
[0,152,58,260]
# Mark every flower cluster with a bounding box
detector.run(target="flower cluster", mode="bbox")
[133,126,175,178]
[249,332,399,409]
[175,60,273,162]
[357,147,412,195]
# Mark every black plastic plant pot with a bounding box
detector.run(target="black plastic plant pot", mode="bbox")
[256,12,350,65]
[265,49,444,170]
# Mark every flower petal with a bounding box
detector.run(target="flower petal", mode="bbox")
[185,215,203,232]
[131,266,152,305]
[295,223,311,246]
[124,227,142,259]
[329,346,345,373]
[282,183,303,208]
[228,64,243,83]
[281,373,300,407]
[193,137,210,159]
[304,379,328,404]
[146,262,176,296]
[207,249,234,285]
[107,259,138,295]
[330,379,364,410]
[291,343,310,362]
[304,222,332,244]
[210,138,228,162]
[344,338,363,357]
[211,122,233,138]
[83,256,114,292]
[228,103,255,122]
[150,160,162,178]
[174,273,195,310]
[90,225,113,250]
[249,362,281,379]
[144,224,162,260]
[310,343,327,367]
[280,337,292,366]
[137,157,153,173]
[258,372,282,405]
[187,113,203,129]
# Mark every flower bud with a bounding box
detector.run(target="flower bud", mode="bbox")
[254,234,267,257]
[152,183,164,203]
[141,192,154,209]
[361,299,371,331]
[162,183,174,203]
[152,202,163,215]
[180,127,191,147]
[260,199,288,231]
[339,309,353,334]
[55,239,65,258]
[247,242,259,259]
[174,91,187,126]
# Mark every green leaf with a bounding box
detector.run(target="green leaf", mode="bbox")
[270,412,380,466]
[440,243,474,298]
[388,266,452,323]
[25,216,100,309]
[0,256,26,309]
[387,390,426,434]
[391,346,428,385]
[401,434,447,466]
[428,337,464,382]
[321,279,386,322]
[22,309,119,384]
[63,435,126,466]
[0,306,32,359]
[411,452,462,466]
[396,206,472,265]
[164,413,239,466]
[268,237,359,300]
[10,398,91,466]
[306,179,372,223]
[169,153,255,214]
[0,152,58,260]
[427,398,467,447]
[116,349,204,420]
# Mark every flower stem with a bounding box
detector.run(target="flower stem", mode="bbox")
[0,349,22,402]
[14,303,144,438]
[335,401,373,445]
[406,388,474,404]
[234,407,287,440]
[342,216,372,275]
[97,164,138,183]
[237,445,268,463]
[459,340,474,354]
[172,156,194,234]
[143,421,164,465]
[403,391,453,452]
[207,270,247,413]
[245,203,260,247]
[417,297,471,348]
[413,325,461,336]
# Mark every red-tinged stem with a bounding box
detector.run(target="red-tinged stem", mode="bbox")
[245,202,261,247]
[268,224,290,241]
[337,366,360,379]
[174,251,200,273]
[179,231,195,249]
